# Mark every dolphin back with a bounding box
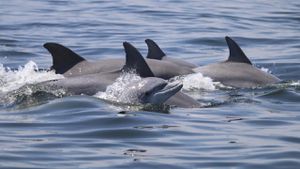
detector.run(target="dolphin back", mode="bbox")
[225,36,252,65]
[145,39,166,60]
[123,42,155,77]
[145,39,197,68]
[44,43,85,74]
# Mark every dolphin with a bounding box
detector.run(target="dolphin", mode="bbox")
[145,39,198,69]
[43,43,194,79]
[193,37,281,88]
[146,37,280,88]
[36,42,201,108]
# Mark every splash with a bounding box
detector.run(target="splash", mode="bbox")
[0,61,64,93]
[95,72,171,112]
[180,72,221,91]
[290,80,300,87]
[95,72,224,104]
[95,72,142,103]
[259,67,271,73]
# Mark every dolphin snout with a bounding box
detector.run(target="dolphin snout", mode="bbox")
[151,81,183,104]
[163,81,183,93]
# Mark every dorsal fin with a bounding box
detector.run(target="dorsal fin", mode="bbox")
[225,36,252,65]
[145,39,166,60]
[123,42,154,77]
[43,43,85,74]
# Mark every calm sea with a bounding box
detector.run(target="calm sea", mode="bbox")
[0,0,299,168]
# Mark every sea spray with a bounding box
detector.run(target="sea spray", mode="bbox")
[170,72,220,91]
[0,61,63,93]
[95,72,142,103]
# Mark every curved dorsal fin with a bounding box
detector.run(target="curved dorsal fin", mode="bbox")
[43,43,85,74]
[123,42,154,77]
[225,36,252,65]
[145,39,166,60]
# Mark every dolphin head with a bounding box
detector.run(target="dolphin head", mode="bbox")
[123,77,183,104]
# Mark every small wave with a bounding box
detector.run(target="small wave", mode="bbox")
[0,61,64,93]
[267,80,300,89]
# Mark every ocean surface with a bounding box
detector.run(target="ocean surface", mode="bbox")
[0,0,300,168]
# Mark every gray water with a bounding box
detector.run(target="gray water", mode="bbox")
[0,0,300,168]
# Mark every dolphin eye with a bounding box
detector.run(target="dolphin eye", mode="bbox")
[145,92,150,96]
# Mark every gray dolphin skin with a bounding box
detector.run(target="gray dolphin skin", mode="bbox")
[44,43,194,79]
[193,37,280,88]
[145,39,198,69]
[39,42,200,108]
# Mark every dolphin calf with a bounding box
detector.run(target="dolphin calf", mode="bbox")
[146,37,280,88]
[145,39,198,69]
[44,43,194,79]
[37,42,201,107]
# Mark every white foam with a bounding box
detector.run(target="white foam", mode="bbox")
[0,61,64,93]
[95,72,223,104]
[290,80,300,87]
[181,72,220,91]
[260,67,271,73]
[94,72,142,103]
